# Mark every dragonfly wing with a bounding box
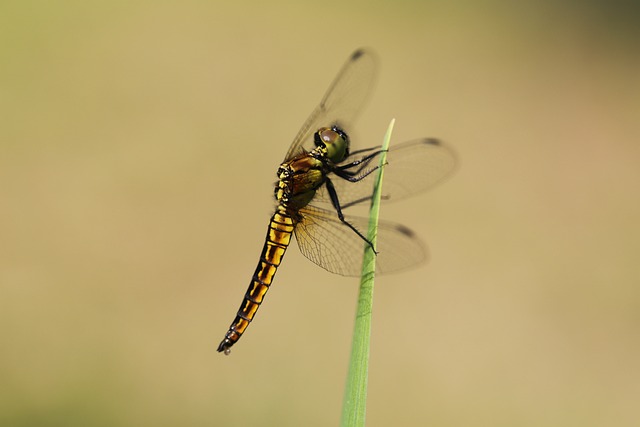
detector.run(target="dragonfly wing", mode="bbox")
[283,49,378,161]
[294,205,427,276]
[313,138,458,209]
[374,138,457,202]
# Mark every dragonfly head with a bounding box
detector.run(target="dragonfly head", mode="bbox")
[314,126,350,163]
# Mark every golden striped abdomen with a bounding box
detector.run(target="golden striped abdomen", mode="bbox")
[217,208,295,354]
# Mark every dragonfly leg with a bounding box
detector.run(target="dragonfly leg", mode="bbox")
[336,160,376,177]
[325,177,377,254]
[333,161,385,182]
[333,149,388,182]
[347,146,380,156]
[337,149,386,173]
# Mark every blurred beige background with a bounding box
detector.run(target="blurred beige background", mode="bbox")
[1,1,639,426]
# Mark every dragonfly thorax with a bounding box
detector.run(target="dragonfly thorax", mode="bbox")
[313,126,350,163]
[274,151,327,210]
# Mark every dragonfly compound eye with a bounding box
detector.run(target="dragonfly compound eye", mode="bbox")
[316,127,349,162]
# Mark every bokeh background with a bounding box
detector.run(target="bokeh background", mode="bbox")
[1,1,639,426]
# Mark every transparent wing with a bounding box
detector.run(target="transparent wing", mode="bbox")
[283,49,377,161]
[313,138,458,209]
[294,205,427,277]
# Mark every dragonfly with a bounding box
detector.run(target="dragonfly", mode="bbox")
[217,49,456,355]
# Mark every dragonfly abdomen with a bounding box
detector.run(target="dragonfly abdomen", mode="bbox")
[217,208,295,354]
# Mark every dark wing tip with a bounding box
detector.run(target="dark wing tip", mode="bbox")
[350,47,376,61]
[421,138,442,146]
[395,223,418,238]
[419,137,459,177]
[351,48,366,60]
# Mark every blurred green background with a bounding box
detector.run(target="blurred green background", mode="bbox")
[1,1,639,426]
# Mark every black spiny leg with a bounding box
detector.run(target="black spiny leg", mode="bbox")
[346,146,380,157]
[325,177,377,254]
[333,149,387,181]
[329,149,389,209]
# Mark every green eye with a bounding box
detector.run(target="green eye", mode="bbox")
[314,127,349,162]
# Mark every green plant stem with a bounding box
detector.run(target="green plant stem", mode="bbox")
[340,119,394,427]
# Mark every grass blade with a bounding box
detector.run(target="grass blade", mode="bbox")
[340,119,394,427]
